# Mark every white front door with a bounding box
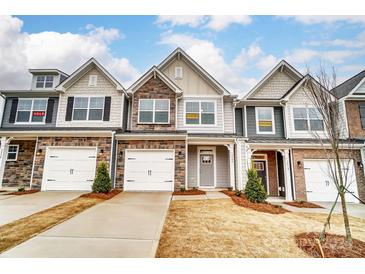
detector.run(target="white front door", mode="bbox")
[304,159,359,203]
[124,150,174,191]
[42,147,97,191]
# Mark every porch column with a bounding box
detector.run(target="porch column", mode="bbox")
[0,137,11,188]
[227,144,235,190]
[281,149,293,201]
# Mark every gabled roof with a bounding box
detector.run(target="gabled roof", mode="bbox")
[158,47,231,96]
[127,66,182,94]
[56,58,125,94]
[331,70,365,99]
[243,60,303,100]
[281,74,335,101]
[28,69,69,77]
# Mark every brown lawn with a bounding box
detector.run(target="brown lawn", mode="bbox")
[0,197,102,253]
[156,199,365,258]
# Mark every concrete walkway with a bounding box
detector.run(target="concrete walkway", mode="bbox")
[172,191,229,201]
[0,191,83,225]
[1,192,171,258]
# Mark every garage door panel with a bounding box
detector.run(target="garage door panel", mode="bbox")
[124,150,174,191]
[43,147,97,191]
[304,159,359,203]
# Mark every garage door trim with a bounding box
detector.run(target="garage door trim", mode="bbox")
[41,146,98,191]
[124,149,175,191]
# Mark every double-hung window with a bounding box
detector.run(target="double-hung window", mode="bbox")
[256,107,275,134]
[73,97,104,121]
[7,145,19,161]
[185,101,215,125]
[36,75,54,88]
[138,99,169,124]
[293,107,324,131]
[16,98,48,123]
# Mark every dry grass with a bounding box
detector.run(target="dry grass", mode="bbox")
[0,197,102,253]
[156,199,365,258]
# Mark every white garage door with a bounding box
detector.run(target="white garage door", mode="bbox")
[42,147,97,191]
[124,150,174,191]
[304,159,359,203]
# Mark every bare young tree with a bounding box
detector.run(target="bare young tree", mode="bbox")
[304,65,356,245]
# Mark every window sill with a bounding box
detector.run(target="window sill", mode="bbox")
[137,122,171,125]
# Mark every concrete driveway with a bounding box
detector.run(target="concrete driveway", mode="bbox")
[0,191,83,225]
[1,192,171,258]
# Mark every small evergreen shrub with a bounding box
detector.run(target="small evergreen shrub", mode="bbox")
[244,168,267,203]
[92,161,112,193]
[235,190,242,197]
[18,186,25,192]
[180,186,186,192]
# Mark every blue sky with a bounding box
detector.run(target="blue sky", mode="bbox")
[2,15,365,96]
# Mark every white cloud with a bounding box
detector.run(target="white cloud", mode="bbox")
[156,15,252,31]
[205,15,252,31]
[281,15,365,25]
[0,15,140,89]
[305,31,365,49]
[156,15,206,27]
[159,32,257,95]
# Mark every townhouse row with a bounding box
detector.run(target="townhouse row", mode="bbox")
[0,48,364,203]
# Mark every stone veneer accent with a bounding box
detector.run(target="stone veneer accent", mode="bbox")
[253,151,278,197]
[292,148,365,201]
[2,140,36,188]
[31,137,111,189]
[116,140,186,191]
[345,101,365,139]
[131,77,176,131]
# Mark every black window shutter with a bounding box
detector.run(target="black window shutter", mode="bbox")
[45,98,55,123]
[9,98,18,123]
[103,96,111,121]
[65,97,74,121]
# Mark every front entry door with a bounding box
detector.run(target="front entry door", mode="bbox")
[253,160,267,192]
[199,153,215,187]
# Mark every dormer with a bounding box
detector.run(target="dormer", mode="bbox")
[29,69,69,90]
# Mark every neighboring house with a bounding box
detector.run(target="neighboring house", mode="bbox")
[235,60,365,203]
[0,48,364,204]
[0,59,127,191]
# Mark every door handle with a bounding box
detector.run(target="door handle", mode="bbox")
[325,180,330,186]
[70,169,74,175]
[148,170,152,176]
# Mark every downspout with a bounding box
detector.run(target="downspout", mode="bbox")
[110,131,116,188]
[280,100,288,139]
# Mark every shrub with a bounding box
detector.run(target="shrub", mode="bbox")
[180,186,186,192]
[92,161,112,193]
[235,190,242,197]
[18,186,25,192]
[244,168,267,203]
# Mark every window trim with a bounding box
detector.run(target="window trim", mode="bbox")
[88,75,98,87]
[137,99,170,124]
[358,103,365,129]
[175,67,183,79]
[291,105,325,133]
[183,100,217,127]
[35,75,54,89]
[71,96,105,122]
[6,145,19,162]
[255,107,275,134]
[15,98,48,125]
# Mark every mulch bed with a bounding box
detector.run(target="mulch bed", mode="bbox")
[6,189,40,196]
[79,189,122,200]
[284,201,323,208]
[221,190,289,214]
[296,232,365,258]
[172,189,206,195]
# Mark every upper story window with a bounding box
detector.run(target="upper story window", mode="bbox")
[72,97,104,121]
[185,101,215,125]
[88,75,98,87]
[36,75,54,88]
[7,145,19,161]
[359,103,365,129]
[138,99,170,124]
[175,67,183,79]
[256,107,275,134]
[293,107,324,131]
[16,98,48,123]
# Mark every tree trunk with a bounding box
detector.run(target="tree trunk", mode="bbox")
[335,152,352,245]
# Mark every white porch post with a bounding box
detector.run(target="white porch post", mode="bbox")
[281,149,293,201]
[0,137,10,188]
[227,143,235,190]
